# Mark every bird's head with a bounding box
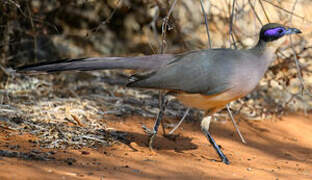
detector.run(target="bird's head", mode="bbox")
[259,23,301,42]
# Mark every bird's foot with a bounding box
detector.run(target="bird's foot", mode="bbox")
[221,156,230,165]
[216,145,230,165]
[142,125,157,151]
[143,124,178,141]
[142,124,154,136]
[148,133,156,151]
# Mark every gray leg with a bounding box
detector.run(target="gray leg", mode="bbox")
[226,104,246,144]
[142,92,166,150]
[168,107,190,134]
[201,116,230,165]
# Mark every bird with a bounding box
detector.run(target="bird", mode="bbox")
[17,23,301,165]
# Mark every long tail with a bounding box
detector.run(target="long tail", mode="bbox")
[17,54,175,73]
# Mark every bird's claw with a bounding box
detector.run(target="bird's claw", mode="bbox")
[142,125,155,136]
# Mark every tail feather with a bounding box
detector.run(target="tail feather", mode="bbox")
[17,54,175,73]
[127,71,156,87]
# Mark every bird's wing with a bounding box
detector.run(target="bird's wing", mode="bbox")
[127,49,242,95]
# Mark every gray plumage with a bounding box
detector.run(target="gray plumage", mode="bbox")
[127,45,271,96]
[17,23,301,99]
[16,23,302,165]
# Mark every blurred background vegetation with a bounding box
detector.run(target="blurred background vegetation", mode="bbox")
[0,0,311,147]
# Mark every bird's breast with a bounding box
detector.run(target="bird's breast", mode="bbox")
[229,51,274,96]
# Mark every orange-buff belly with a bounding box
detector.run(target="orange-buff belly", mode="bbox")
[176,91,243,112]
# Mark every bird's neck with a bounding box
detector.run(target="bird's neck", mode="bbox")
[249,39,267,56]
[249,39,276,69]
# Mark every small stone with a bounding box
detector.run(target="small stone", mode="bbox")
[247,168,252,171]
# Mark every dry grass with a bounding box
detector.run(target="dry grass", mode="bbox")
[0,71,200,149]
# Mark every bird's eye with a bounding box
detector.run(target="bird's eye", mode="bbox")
[278,29,283,33]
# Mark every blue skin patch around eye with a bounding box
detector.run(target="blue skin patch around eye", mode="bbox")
[264,27,285,37]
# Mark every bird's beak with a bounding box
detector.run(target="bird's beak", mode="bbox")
[285,27,302,35]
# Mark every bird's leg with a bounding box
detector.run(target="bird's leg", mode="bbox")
[142,91,166,150]
[226,104,246,144]
[168,105,242,137]
[168,107,190,135]
[201,115,230,165]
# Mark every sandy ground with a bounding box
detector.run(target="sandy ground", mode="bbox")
[0,113,311,180]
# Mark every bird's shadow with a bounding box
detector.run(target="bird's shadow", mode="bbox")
[111,130,198,152]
